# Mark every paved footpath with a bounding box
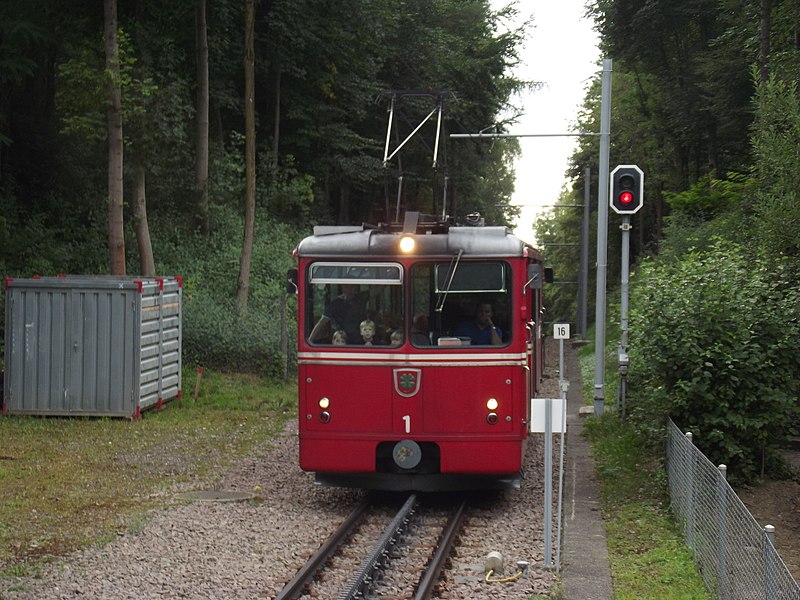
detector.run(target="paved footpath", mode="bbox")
[559,341,613,599]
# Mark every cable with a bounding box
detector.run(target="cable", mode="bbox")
[484,569,523,583]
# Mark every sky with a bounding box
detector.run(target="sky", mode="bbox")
[490,2,601,245]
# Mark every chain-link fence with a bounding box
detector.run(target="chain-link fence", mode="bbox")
[666,418,800,599]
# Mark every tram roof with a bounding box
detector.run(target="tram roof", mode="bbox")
[296,224,542,259]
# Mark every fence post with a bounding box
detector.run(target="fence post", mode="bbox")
[685,432,695,549]
[717,464,728,600]
[764,524,776,600]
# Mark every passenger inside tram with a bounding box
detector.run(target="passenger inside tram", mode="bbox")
[331,330,348,345]
[360,319,377,346]
[454,302,504,345]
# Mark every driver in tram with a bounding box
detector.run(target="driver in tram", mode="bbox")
[454,302,503,345]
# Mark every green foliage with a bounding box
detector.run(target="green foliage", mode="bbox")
[664,173,753,223]
[0,184,107,277]
[149,204,300,377]
[627,241,800,483]
[0,2,45,86]
[584,415,712,600]
[750,71,800,257]
[258,154,316,227]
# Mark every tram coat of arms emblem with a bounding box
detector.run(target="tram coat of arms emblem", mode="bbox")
[393,368,421,398]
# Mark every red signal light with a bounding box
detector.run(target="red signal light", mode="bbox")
[610,165,644,214]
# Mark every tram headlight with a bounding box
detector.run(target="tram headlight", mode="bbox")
[319,397,330,409]
[399,235,416,253]
[319,411,331,424]
[486,398,499,411]
[486,412,499,425]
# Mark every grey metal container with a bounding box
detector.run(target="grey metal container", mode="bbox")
[3,275,182,418]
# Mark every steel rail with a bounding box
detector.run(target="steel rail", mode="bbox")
[274,497,371,600]
[413,499,467,599]
[336,493,418,600]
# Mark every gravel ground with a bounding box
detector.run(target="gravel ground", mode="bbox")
[1,364,562,600]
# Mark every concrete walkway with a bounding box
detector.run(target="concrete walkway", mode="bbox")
[560,341,613,599]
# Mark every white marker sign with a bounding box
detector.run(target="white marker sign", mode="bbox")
[553,323,570,339]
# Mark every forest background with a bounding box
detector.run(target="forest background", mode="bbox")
[0,0,798,483]
[537,0,800,482]
[0,0,526,375]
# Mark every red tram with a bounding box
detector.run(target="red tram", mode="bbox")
[291,212,547,491]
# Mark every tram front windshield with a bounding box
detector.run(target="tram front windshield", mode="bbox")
[305,260,511,349]
[410,261,511,347]
[306,262,404,346]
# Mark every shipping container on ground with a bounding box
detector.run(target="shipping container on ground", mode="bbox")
[3,275,182,418]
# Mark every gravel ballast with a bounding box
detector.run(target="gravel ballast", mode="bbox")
[1,362,563,599]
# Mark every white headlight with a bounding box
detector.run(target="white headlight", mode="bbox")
[399,236,416,253]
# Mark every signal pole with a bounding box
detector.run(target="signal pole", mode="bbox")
[593,59,613,417]
[578,168,590,339]
[609,164,644,416]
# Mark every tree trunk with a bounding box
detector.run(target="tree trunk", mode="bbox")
[195,0,210,235]
[279,293,288,380]
[133,158,155,276]
[132,0,155,277]
[236,0,257,314]
[272,69,280,169]
[104,0,126,275]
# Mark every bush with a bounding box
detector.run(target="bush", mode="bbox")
[150,205,302,377]
[627,240,800,483]
[182,291,294,377]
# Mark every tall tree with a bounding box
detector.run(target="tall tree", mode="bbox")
[130,0,156,276]
[132,159,155,274]
[195,0,210,235]
[236,0,256,313]
[104,0,126,274]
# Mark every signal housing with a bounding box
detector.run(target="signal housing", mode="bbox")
[610,165,644,215]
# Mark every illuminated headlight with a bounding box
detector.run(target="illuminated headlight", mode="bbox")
[399,236,416,253]
[486,398,499,411]
[486,412,499,425]
[319,397,330,409]
[319,411,331,424]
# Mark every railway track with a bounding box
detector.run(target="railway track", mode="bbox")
[275,493,467,600]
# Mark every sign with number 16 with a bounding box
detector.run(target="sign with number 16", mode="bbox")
[553,323,570,339]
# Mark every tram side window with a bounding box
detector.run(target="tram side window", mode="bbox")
[411,261,511,348]
[306,262,404,346]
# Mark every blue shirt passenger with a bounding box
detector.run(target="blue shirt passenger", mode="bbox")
[454,303,503,345]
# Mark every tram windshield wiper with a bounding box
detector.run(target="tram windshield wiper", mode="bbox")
[435,249,463,313]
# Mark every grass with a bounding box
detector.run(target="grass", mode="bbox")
[0,367,296,577]
[584,415,711,599]
[574,338,711,599]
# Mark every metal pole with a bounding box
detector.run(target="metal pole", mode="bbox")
[718,464,728,600]
[449,132,602,139]
[620,215,631,349]
[593,58,612,417]
[685,432,695,549]
[764,524,776,600]
[383,95,395,165]
[555,337,566,571]
[618,215,630,415]
[544,397,553,567]
[578,168,590,338]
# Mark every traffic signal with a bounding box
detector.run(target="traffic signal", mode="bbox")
[610,165,644,214]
